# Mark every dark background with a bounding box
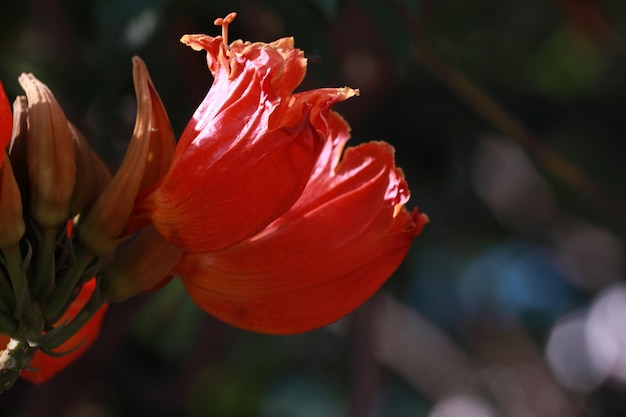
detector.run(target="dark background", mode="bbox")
[2,0,626,416]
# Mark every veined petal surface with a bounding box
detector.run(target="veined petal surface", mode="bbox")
[142,35,355,252]
[175,112,427,334]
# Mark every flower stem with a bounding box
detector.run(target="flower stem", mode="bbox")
[0,339,37,393]
[0,311,18,337]
[33,227,57,298]
[44,251,93,323]
[1,245,35,324]
[43,284,104,351]
[0,262,16,313]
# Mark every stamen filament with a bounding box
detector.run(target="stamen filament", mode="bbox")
[213,12,237,47]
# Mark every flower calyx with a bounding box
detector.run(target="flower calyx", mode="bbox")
[100,225,182,302]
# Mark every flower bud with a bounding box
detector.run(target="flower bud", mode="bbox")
[100,225,182,302]
[8,96,28,192]
[68,123,112,218]
[77,57,175,256]
[0,153,25,249]
[18,74,76,228]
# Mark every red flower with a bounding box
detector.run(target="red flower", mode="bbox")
[0,81,11,163]
[175,111,427,333]
[0,278,108,384]
[136,16,357,252]
[0,81,24,249]
[138,14,428,334]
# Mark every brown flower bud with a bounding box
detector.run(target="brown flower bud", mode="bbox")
[18,74,76,228]
[8,96,29,205]
[78,57,175,256]
[100,225,182,302]
[68,123,112,218]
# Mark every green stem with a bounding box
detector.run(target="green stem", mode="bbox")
[43,284,104,351]
[2,245,35,324]
[0,311,18,337]
[0,338,37,393]
[44,251,93,323]
[0,261,16,312]
[33,227,57,298]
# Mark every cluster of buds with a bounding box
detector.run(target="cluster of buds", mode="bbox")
[0,58,180,390]
[0,12,426,393]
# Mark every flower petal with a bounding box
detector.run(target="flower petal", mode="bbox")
[142,36,354,252]
[0,153,25,249]
[0,82,11,159]
[175,113,427,334]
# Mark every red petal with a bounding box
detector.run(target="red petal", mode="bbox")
[179,35,306,99]
[0,82,10,158]
[143,37,355,252]
[18,279,106,384]
[175,113,427,334]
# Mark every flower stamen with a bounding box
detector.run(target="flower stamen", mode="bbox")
[213,12,237,48]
